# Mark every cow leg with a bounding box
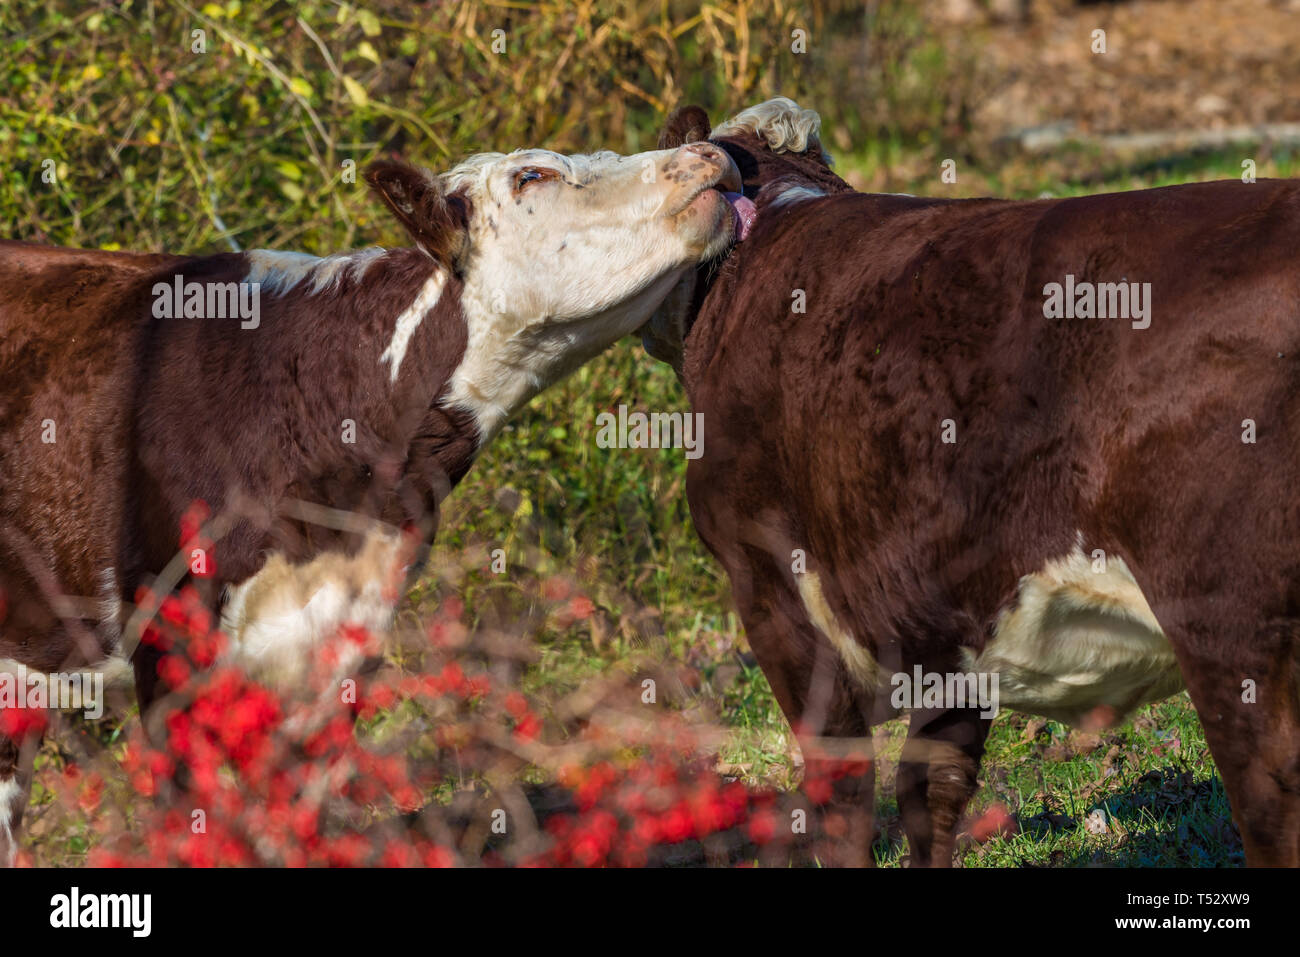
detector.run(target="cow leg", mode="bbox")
[896,706,991,867]
[802,730,876,867]
[724,559,878,865]
[1176,620,1300,866]
[0,729,40,868]
[132,644,167,733]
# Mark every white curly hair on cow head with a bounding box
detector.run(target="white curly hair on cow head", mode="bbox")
[710,96,833,165]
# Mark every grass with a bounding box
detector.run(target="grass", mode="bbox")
[9,0,1293,866]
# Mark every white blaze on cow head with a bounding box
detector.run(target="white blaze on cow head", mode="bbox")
[366,142,742,441]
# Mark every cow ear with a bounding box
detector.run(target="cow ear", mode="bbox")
[658,105,712,150]
[365,159,472,269]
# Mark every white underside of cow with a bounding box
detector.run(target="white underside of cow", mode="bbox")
[799,537,1185,728]
[962,543,1185,726]
[218,525,409,686]
[44,524,410,694]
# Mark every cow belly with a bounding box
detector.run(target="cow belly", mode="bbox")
[963,544,1184,727]
[219,526,410,685]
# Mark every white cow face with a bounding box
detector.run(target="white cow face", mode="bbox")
[451,144,740,318]
[367,142,743,440]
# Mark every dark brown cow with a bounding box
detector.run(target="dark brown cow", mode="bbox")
[0,140,745,864]
[649,97,1300,866]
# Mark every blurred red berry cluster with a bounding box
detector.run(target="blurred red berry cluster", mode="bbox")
[6,541,884,867]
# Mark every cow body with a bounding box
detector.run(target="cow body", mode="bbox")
[655,99,1300,866]
[0,139,744,863]
[0,242,479,864]
[1,243,467,668]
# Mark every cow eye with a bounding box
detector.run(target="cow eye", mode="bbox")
[514,168,546,191]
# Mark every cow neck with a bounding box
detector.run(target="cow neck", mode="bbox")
[680,134,853,394]
[246,246,481,497]
[358,250,482,492]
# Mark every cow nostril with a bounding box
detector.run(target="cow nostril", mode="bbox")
[680,142,719,160]
[672,141,740,192]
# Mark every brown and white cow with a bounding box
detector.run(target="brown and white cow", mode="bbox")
[0,139,744,863]
[648,96,1300,866]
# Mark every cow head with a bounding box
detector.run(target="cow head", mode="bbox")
[367,141,744,441]
[639,96,853,374]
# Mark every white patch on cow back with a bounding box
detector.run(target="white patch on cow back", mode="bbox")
[244,247,386,297]
[796,570,881,692]
[962,540,1184,727]
[219,525,410,684]
[380,269,448,382]
[768,185,826,210]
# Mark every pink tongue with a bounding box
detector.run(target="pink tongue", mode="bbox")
[723,191,757,241]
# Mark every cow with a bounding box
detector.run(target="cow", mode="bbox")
[646,96,1300,866]
[0,138,746,864]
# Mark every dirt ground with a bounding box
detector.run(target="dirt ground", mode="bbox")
[942,0,1300,139]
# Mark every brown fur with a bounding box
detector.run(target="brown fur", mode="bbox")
[0,240,474,674]
[657,101,1300,866]
[0,167,481,863]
